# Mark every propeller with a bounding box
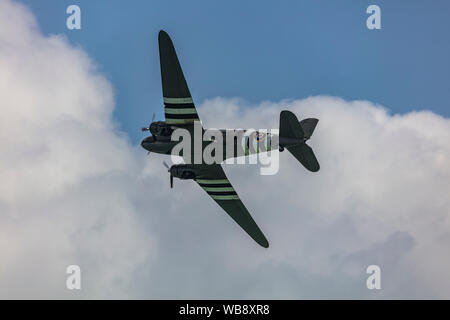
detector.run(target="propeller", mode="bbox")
[163,161,173,188]
[141,113,157,142]
[141,112,156,132]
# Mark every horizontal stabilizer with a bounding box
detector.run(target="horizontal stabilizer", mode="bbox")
[279,110,320,172]
[280,110,304,140]
[300,118,319,139]
[286,144,320,172]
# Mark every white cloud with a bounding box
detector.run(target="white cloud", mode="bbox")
[198,97,450,298]
[0,0,153,298]
[1,0,449,299]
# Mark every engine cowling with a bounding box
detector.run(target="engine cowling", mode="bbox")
[149,121,173,137]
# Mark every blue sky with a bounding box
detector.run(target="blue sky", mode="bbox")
[22,0,450,143]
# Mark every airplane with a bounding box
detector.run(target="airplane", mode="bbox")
[141,30,320,248]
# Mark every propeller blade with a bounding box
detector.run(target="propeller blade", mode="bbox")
[170,174,173,188]
[151,112,156,122]
[163,161,170,170]
[141,127,149,132]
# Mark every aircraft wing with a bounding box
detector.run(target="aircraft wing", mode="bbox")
[194,164,269,248]
[158,30,202,127]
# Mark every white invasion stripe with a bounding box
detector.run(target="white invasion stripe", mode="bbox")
[165,118,197,125]
[211,195,239,200]
[196,179,229,184]
[202,187,235,192]
[164,108,197,114]
[164,97,194,104]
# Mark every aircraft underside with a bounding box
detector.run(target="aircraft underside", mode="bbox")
[140,30,320,248]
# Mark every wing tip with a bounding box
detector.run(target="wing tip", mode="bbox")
[256,235,270,248]
[158,30,170,42]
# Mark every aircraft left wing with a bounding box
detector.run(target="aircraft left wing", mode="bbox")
[194,164,269,248]
[158,30,201,126]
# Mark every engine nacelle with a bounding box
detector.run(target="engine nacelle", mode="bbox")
[169,164,197,180]
[149,121,173,137]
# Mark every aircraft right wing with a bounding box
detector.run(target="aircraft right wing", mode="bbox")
[194,164,269,248]
[158,30,201,127]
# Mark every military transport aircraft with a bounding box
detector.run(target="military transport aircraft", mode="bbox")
[141,31,320,248]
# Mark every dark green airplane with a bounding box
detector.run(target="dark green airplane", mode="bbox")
[141,31,320,248]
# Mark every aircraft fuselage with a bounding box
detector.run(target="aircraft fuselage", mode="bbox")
[141,125,306,161]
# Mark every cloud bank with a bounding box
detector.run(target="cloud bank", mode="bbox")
[0,0,449,299]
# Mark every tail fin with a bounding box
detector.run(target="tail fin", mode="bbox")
[279,110,320,172]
